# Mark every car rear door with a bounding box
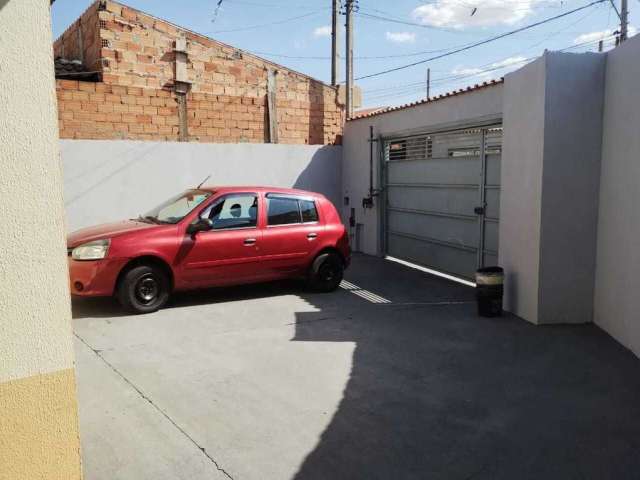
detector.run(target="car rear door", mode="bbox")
[178,192,265,287]
[260,193,323,276]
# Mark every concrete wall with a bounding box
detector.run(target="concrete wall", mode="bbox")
[0,1,82,478]
[594,35,640,357]
[499,59,546,322]
[343,83,504,255]
[538,53,605,324]
[62,140,342,232]
[500,52,605,325]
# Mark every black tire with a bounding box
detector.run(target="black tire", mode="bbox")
[116,265,170,314]
[307,252,344,292]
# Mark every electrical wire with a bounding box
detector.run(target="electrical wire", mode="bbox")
[362,1,610,96]
[356,11,480,35]
[364,35,614,103]
[355,0,606,81]
[206,9,327,34]
[222,0,318,8]
[246,44,470,60]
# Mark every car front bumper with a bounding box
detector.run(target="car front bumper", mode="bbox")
[68,256,129,297]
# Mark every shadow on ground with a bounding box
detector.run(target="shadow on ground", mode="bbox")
[71,280,307,319]
[291,256,640,480]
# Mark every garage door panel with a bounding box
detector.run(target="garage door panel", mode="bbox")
[485,154,501,186]
[483,220,499,253]
[388,210,479,249]
[485,188,500,219]
[387,158,481,185]
[387,186,479,218]
[384,125,501,280]
[387,234,477,279]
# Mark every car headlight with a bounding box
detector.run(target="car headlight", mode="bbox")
[71,239,110,261]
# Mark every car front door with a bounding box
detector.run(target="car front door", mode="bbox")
[178,192,264,288]
[260,194,323,277]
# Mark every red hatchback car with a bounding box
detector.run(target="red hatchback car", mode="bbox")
[67,186,350,314]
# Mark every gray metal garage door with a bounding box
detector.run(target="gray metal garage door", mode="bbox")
[382,124,502,280]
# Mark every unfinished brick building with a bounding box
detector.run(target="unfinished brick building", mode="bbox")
[53,1,344,144]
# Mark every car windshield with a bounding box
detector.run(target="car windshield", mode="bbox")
[142,190,212,224]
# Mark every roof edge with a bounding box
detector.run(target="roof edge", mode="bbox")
[349,78,504,121]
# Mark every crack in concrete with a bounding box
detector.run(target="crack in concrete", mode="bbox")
[287,315,339,326]
[389,301,474,306]
[74,332,235,480]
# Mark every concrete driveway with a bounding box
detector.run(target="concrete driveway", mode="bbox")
[72,255,640,480]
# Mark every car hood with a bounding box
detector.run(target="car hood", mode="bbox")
[67,220,160,248]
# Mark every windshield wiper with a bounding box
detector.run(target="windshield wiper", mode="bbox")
[133,215,158,224]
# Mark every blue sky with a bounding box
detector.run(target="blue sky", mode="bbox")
[52,0,635,108]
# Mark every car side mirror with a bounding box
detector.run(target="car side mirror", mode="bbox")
[187,217,213,235]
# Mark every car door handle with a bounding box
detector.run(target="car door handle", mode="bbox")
[307,233,318,240]
[244,238,257,246]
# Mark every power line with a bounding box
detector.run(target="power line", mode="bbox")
[211,0,224,24]
[362,11,600,95]
[364,30,615,96]
[355,0,606,81]
[355,2,572,34]
[356,11,480,35]
[246,44,469,60]
[222,0,318,8]
[207,9,327,34]
[364,35,614,103]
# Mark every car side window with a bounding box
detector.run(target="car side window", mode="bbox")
[267,197,301,226]
[199,194,258,230]
[300,199,319,223]
[266,195,320,226]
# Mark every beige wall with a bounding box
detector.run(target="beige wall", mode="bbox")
[0,0,82,478]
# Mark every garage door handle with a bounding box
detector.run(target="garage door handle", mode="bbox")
[244,238,257,246]
[307,233,318,240]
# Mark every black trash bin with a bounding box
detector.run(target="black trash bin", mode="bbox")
[475,266,504,317]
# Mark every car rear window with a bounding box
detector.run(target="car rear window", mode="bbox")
[300,199,319,223]
[267,197,302,225]
[266,195,320,226]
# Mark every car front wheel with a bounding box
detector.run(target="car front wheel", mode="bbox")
[116,265,170,314]
[308,252,344,292]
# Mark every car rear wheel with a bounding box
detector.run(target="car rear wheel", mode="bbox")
[307,252,344,292]
[116,265,170,314]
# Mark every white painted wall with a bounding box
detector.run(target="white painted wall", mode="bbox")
[594,35,640,357]
[500,52,606,325]
[499,58,546,323]
[61,141,341,232]
[499,52,605,323]
[537,52,605,324]
[0,0,75,382]
[343,84,504,255]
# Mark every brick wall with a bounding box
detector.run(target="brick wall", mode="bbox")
[57,79,341,143]
[53,0,344,144]
[52,2,102,73]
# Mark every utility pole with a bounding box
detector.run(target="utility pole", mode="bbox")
[331,0,339,86]
[426,68,431,100]
[345,0,355,118]
[620,0,628,42]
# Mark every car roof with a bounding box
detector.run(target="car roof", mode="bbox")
[197,186,324,198]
